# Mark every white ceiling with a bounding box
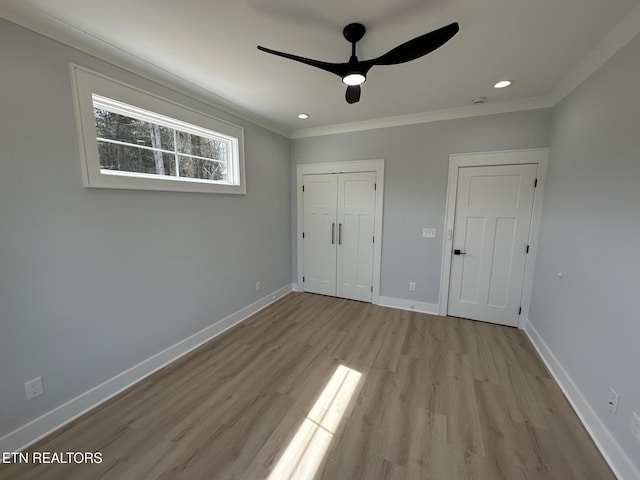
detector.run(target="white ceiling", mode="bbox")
[2,0,640,136]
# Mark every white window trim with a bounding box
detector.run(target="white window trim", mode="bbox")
[69,64,246,194]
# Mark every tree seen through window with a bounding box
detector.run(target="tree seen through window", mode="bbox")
[94,108,228,181]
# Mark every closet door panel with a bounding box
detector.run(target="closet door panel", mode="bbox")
[337,172,376,302]
[302,174,338,296]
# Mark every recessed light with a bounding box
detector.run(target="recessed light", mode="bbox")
[494,80,512,89]
[297,113,310,119]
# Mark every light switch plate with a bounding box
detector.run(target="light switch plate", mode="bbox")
[422,228,436,238]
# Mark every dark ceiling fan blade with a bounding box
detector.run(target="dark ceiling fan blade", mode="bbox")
[257,45,350,77]
[370,22,459,66]
[345,85,361,104]
[258,21,459,104]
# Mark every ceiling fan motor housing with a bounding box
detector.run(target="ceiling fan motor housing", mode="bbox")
[343,23,366,44]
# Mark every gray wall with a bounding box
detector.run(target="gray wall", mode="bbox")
[3,12,638,471]
[292,110,552,304]
[530,33,640,471]
[0,20,291,437]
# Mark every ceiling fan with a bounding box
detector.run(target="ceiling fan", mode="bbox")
[258,22,459,104]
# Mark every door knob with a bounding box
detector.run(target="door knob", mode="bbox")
[453,249,467,255]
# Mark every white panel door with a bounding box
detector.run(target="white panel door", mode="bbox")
[337,172,376,302]
[448,164,537,326]
[303,174,337,296]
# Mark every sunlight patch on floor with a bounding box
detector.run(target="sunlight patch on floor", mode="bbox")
[268,364,363,480]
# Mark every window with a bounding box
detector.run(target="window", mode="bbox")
[92,96,237,184]
[70,65,245,194]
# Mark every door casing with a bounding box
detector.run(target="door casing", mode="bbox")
[438,149,548,327]
[296,159,385,304]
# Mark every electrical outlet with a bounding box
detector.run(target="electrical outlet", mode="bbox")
[607,388,619,414]
[631,412,640,441]
[409,282,416,292]
[24,377,44,400]
[256,281,261,292]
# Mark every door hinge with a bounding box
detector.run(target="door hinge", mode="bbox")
[371,286,373,293]
[302,185,305,192]
[534,178,538,188]
[374,183,377,190]
[302,232,305,239]
[526,245,530,253]
[518,307,522,315]
[303,276,305,282]
[373,236,375,243]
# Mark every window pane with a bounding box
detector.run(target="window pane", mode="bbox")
[94,108,174,151]
[98,141,174,177]
[178,155,226,180]
[177,131,228,163]
[84,86,244,192]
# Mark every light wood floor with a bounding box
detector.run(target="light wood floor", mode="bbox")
[1,292,614,480]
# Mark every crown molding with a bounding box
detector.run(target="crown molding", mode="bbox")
[293,2,640,140]
[3,1,640,140]
[0,3,291,138]
[291,96,555,139]
[551,3,640,105]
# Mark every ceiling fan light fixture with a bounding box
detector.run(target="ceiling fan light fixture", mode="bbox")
[342,73,366,86]
[494,80,512,89]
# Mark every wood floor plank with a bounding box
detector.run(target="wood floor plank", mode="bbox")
[502,328,551,379]
[168,393,294,480]
[407,407,447,479]
[372,309,409,372]
[394,354,422,408]
[463,321,504,385]
[317,416,383,480]
[439,352,487,456]
[235,407,307,480]
[400,311,432,358]
[525,375,617,480]
[1,292,615,480]
[380,459,407,480]
[474,379,551,476]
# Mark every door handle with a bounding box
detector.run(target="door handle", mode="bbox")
[331,223,335,245]
[453,249,467,255]
[338,223,342,245]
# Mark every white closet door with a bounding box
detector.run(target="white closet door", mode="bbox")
[336,172,376,302]
[302,174,338,296]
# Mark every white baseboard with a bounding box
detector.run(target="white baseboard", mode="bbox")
[377,296,439,315]
[0,284,293,453]
[523,319,640,480]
